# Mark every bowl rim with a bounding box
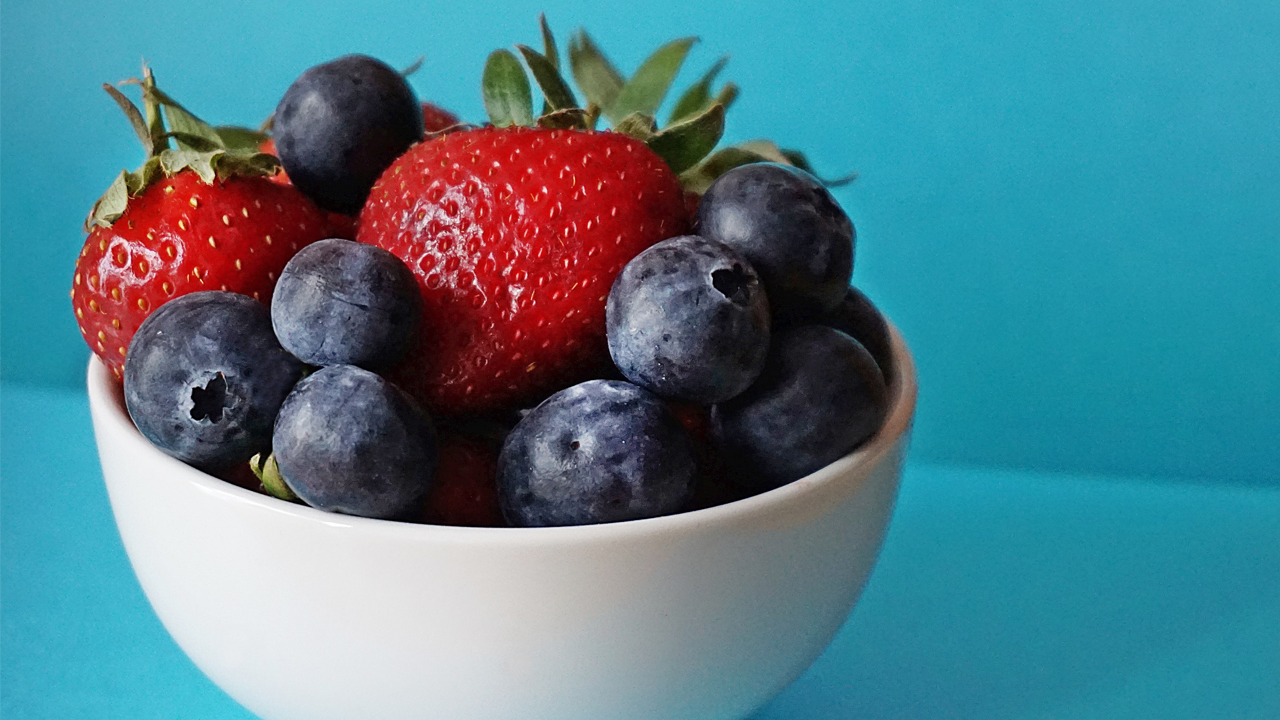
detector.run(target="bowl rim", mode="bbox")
[89,322,917,547]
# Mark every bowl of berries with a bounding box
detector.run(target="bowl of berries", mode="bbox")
[78,20,916,720]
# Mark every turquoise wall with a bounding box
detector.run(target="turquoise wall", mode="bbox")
[2,0,1277,483]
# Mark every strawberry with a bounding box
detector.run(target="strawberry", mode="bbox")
[360,124,687,416]
[356,21,842,416]
[421,433,504,526]
[682,190,701,220]
[259,137,291,186]
[421,102,461,134]
[71,69,338,379]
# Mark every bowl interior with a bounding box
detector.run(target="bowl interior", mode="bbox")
[88,321,917,544]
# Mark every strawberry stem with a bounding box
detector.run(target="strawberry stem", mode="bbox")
[86,65,280,231]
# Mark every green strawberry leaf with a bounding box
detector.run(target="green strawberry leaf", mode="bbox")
[158,146,279,185]
[568,30,625,118]
[214,150,282,179]
[85,157,163,230]
[780,147,812,171]
[584,102,602,130]
[647,102,725,174]
[716,82,739,112]
[86,172,131,230]
[213,125,270,153]
[140,83,225,152]
[610,37,697,123]
[158,148,222,182]
[161,132,222,153]
[250,453,300,502]
[734,139,792,164]
[540,14,559,71]
[102,84,154,156]
[668,56,728,125]
[400,56,425,77]
[517,45,577,111]
[738,140,858,186]
[134,68,168,153]
[678,145,770,194]
[613,112,658,141]
[679,140,858,194]
[88,66,283,230]
[127,156,164,194]
[482,49,534,127]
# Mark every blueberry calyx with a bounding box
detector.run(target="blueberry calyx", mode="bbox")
[190,373,228,423]
[711,264,752,305]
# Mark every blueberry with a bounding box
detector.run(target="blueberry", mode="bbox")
[814,287,894,385]
[694,162,854,320]
[712,325,888,493]
[271,238,422,370]
[274,55,423,214]
[272,365,437,520]
[606,235,770,404]
[124,291,306,471]
[497,380,696,527]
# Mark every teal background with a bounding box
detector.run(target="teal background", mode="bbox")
[2,0,1278,484]
[3,3,1279,717]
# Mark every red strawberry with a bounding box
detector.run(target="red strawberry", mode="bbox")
[72,174,336,378]
[682,190,701,221]
[421,434,504,526]
[71,69,338,379]
[421,102,461,134]
[259,137,292,186]
[359,126,688,416]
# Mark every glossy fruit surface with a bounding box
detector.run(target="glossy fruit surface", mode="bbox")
[607,235,770,403]
[261,101,458,188]
[274,55,424,214]
[72,171,336,379]
[712,325,887,492]
[815,287,894,385]
[271,238,422,370]
[273,364,437,520]
[497,379,696,526]
[694,162,853,320]
[359,126,688,416]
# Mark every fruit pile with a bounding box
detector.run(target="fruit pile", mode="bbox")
[72,19,895,527]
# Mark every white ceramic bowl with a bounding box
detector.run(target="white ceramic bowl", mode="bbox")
[88,325,916,720]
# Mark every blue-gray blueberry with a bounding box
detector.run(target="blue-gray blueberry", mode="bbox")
[815,287,894,385]
[273,54,423,214]
[606,235,770,404]
[712,325,887,493]
[497,380,696,527]
[272,365,437,520]
[271,238,422,370]
[694,162,853,321]
[124,291,305,471]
